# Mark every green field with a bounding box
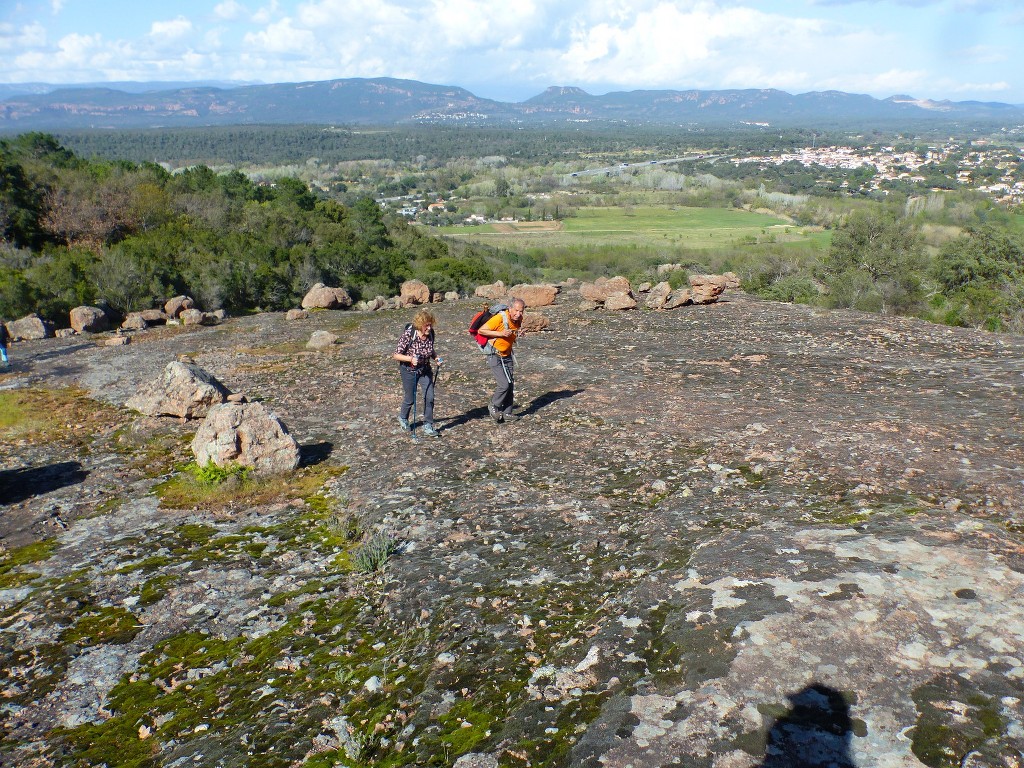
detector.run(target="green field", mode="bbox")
[438,205,830,252]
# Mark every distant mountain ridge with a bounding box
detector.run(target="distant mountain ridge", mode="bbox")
[1,77,1021,131]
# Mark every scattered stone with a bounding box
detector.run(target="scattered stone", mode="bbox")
[579,300,600,311]
[125,360,230,419]
[105,335,130,346]
[454,755,499,768]
[191,401,300,475]
[444,291,461,302]
[285,309,309,321]
[55,327,76,338]
[307,330,339,350]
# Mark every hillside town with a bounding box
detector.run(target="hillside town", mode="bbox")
[732,139,1024,205]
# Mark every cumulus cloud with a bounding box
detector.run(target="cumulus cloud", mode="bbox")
[557,4,827,90]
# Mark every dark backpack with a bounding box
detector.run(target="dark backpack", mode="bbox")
[468,303,508,348]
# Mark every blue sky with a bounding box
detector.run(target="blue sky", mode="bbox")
[1,0,1022,104]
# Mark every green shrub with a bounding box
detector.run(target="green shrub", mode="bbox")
[354,531,398,573]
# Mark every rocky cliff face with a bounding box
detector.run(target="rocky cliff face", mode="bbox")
[2,293,1023,767]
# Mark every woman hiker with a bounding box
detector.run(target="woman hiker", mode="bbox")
[393,309,443,437]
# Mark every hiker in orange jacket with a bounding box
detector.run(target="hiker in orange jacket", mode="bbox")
[477,297,525,423]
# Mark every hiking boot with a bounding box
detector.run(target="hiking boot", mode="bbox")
[487,404,504,423]
[398,416,411,431]
[422,423,440,437]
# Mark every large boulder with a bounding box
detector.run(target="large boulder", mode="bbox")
[509,283,559,308]
[605,292,638,311]
[474,281,506,301]
[579,276,632,303]
[140,309,169,325]
[520,314,550,333]
[121,312,149,331]
[307,330,339,350]
[664,289,694,309]
[180,308,219,326]
[125,361,230,419]
[6,313,53,341]
[302,283,352,310]
[399,279,431,306]
[644,282,672,309]
[689,274,729,290]
[191,402,300,475]
[688,275,726,304]
[69,305,110,334]
[164,295,195,319]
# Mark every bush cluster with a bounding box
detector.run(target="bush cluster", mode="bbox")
[0,134,509,323]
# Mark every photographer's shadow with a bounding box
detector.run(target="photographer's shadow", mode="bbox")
[757,683,857,768]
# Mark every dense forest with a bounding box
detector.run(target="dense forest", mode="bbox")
[53,124,871,168]
[0,133,533,324]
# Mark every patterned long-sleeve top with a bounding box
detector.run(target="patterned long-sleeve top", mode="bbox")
[395,326,435,369]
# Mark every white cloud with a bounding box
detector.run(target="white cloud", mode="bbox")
[558,4,826,89]
[150,17,194,40]
[214,1,248,21]
[244,18,317,54]
[252,0,281,25]
[0,22,47,53]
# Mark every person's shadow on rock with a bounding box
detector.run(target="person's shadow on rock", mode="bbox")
[757,683,857,768]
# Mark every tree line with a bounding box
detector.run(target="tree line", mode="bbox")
[0,133,529,323]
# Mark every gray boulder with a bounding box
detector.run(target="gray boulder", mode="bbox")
[125,361,230,419]
[191,402,300,475]
[307,330,339,350]
[7,313,53,341]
